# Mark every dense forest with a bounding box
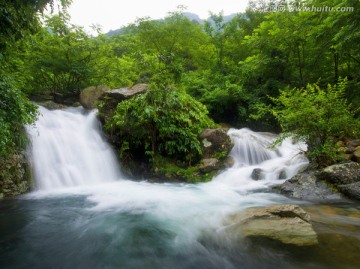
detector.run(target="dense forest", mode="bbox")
[1,0,359,167]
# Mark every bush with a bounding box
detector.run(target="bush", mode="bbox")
[0,73,38,156]
[111,84,215,165]
[271,79,360,166]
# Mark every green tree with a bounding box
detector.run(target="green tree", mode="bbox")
[271,79,360,166]
[23,12,95,99]
[0,0,71,156]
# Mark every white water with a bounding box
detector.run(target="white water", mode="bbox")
[26,106,309,215]
[26,106,123,190]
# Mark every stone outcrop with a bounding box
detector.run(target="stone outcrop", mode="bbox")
[224,204,318,247]
[199,128,233,159]
[80,85,109,109]
[317,162,360,185]
[0,152,32,199]
[273,171,344,201]
[98,84,148,123]
[274,162,360,201]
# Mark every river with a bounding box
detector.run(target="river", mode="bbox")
[0,106,359,269]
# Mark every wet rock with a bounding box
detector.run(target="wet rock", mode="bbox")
[251,168,264,180]
[199,128,233,159]
[317,162,360,185]
[224,156,235,168]
[80,85,109,109]
[38,101,67,110]
[338,182,360,200]
[278,170,287,180]
[273,171,343,201]
[225,204,318,247]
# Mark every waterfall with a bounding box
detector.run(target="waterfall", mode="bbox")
[26,106,122,190]
[228,128,278,166]
[211,128,308,189]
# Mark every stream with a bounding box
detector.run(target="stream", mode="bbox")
[0,106,359,269]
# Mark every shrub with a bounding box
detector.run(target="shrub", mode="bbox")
[111,84,215,165]
[271,79,359,166]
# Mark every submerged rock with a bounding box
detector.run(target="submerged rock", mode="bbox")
[225,204,318,247]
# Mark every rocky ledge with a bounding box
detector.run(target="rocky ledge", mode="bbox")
[223,204,318,247]
[273,162,360,201]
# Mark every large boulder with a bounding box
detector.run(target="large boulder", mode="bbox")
[317,162,360,185]
[98,84,148,124]
[199,128,233,159]
[80,85,109,109]
[224,204,318,247]
[273,171,344,201]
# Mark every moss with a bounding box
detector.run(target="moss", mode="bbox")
[152,156,216,183]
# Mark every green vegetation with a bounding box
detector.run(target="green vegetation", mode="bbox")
[1,0,360,167]
[0,0,71,156]
[271,79,360,166]
[110,85,215,165]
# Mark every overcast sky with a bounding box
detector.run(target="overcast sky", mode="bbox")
[68,0,249,33]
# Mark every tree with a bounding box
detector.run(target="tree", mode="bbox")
[271,79,360,166]
[23,12,95,99]
[0,0,71,156]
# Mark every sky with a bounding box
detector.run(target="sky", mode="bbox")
[68,0,249,33]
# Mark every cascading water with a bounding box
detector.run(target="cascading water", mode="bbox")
[3,109,357,269]
[26,106,122,190]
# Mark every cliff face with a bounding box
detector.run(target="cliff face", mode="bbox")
[0,151,32,200]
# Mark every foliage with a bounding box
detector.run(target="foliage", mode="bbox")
[111,85,215,165]
[271,79,360,166]
[0,72,38,156]
[0,0,70,157]
[22,12,95,98]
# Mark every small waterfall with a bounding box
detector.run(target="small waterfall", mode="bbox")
[27,106,122,190]
[228,128,278,166]
[212,128,308,189]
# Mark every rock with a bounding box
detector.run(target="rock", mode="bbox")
[251,168,264,180]
[225,204,318,247]
[198,158,221,173]
[273,171,343,201]
[98,84,148,124]
[100,83,148,102]
[278,170,287,180]
[348,139,360,149]
[199,128,233,159]
[338,182,360,200]
[317,162,360,185]
[224,156,235,168]
[38,101,67,110]
[80,85,109,109]
[352,149,360,163]
[0,151,32,198]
